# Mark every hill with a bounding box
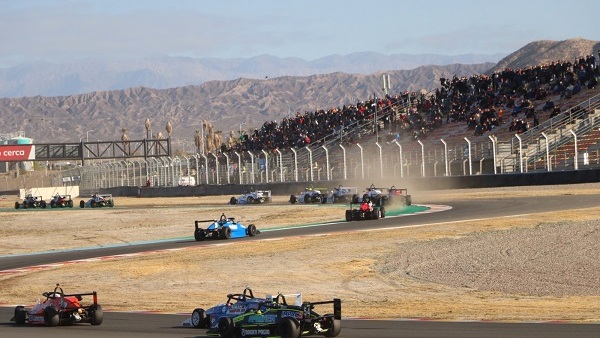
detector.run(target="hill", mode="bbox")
[0,38,598,147]
[0,63,491,144]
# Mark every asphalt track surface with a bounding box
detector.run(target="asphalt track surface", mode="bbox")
[1,194,600,337]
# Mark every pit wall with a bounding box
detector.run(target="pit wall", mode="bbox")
[19,186,80,201]
[99,169,600,198]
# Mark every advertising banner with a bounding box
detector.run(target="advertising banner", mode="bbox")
[0,145,36,161]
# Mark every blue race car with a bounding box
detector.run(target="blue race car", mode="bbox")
[194,213,259,241]
[187,288,342,338]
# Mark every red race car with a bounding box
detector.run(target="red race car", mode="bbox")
[11,284,103,326]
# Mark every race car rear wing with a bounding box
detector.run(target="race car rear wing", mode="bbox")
[302,298,342,320]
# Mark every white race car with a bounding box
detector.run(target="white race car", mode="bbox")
[229,190,271,205]
[325,185,358,204]
[289,187,326,204]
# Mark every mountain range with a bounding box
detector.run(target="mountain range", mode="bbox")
[0,38,598,147]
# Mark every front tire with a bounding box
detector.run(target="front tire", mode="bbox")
[247,224,257,237]
[44,307,60,327]
[50,200,56,208]
[90,304,103,325]
[14,202,19,209]
[247,196,254,204]
[14,306,26,325]
[80,200,85,208]
[289,195,297,204]
[229,197,237,205]
[191,308,207,328]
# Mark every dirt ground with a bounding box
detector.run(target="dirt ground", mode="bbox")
[1,185,599,322]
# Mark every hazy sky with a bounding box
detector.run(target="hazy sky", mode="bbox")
[1,0,597,67]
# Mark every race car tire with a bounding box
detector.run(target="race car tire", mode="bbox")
[217,317,234,338]
[324,318,341,337]
[289,195,297,204]
[279,317,300,338]
[68,200,73,208]
[80,200,85,208]
[23,202,28,209]
[191,308,208,328]
[380,206,386,218]
[194,228,206,241]
[14,202,19,209]
[44,306,60,327]
[14,306,26,325]
[220,227,232,240]
[229,197,237,205]
[406,195,412,206]
[90,304,103,325]
[90,200,97,208]
[304,194,310,203]
[351,194,358,204]
[321,195,327,204]
[247,224,257,237]
[247,196,254,204]
[345,210,353,222]
[372,209,380,220]
[50,200,56,208]
[108,200,114,207]
[41,201,47,208]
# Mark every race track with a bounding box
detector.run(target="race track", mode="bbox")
[1,193,600,337]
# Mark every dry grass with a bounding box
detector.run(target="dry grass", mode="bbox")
[1,186,600,322]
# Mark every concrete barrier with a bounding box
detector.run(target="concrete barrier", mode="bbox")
[97,169,600,198]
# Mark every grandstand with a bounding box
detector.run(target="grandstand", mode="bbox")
[44,55,600,189]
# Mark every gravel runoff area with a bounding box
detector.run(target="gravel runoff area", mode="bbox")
[0,184,599,322]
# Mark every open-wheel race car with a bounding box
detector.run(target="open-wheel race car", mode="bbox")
[15,194,47,209]
[79,194,114,208]
[289,187,326,204]
[345,197,386,221]
[352,183,412,207]
[50,194,74,208]
[229,190,271,205]
[11,284,103,327]
[325,185,358,204]
[194,213,259,241]
[187,287,341,338]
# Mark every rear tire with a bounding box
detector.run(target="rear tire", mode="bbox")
[247,196,254,204]
[372,209,380,219]
[345,210,353,222]
[220,227,232,239]
[108,199,114,207]
[229,197,237,205]
[380,207,386,218]
[14,202,19,209]
[68,200,73,208]
[351,194,358,204]
[14,306,26,325]
[50,200,56,208]
[218,317,234,338]
[279,317,300,338]
[406,195,412,206]
[194,228,206,241]
[90,304,103,325]
[324,318,341,337]
[44,307,59,327]
[41,201,47,208]
[289,195,297,204]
